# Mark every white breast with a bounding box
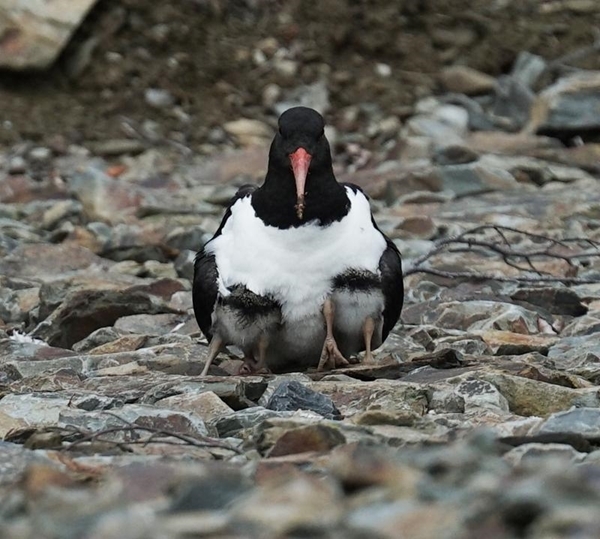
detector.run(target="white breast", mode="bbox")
[207,186,387,320]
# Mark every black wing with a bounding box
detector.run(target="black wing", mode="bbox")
[193,250,218,339]
[379,237,403,341]
[192,184,257,340]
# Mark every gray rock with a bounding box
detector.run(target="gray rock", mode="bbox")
[0,394,72,436]
[0,280,39,323]
[511,52,547,89]
[142,260,178,280]
[7,155,26,174]
[169,470,252,512]
[466,372,600,417]
[562,315,600,338]
[230,465,341,535]
[534,72,600,136]
[164,225,206,252]
[435,337,491,356]
[0,0,99,70]
[511,287,587,316]
[537,408,600,439]
[69,164,148,223]
[86,139,146,156]
[275,79,330,116]
[31,283,182,348]
[72,327,122,353]
[439,65,496,95]
[222,118,272,147]
[454,379,510,413]
[138,375,267,408]
[0,242,112,281]
[403,104,469,148]
[262,83,281,108]
[210,407,294,438]
[144,88,176,109]
[432,144,479,166]
[547,335,600,373]
[58,403,208,439]
[429,387,465,414]
[114,313,186,336]
[347,500,461,538]
[408,300,544,334]
[265,381,342,420]
[491,75,535,131]
[504,443,587,466]
[71,394,124,411]
[158,391,234,424]
[0,442,65,485]
[29,147,52,161]
[307,380,429,419]
[174,249,195,281]
[257,373,313,406]
[438,162,518,197]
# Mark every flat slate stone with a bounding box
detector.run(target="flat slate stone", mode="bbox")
[538,408,600,439]
[265,380,342,420]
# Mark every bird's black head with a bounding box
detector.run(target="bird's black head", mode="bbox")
[268,107,334,220]
[277,106,326,155]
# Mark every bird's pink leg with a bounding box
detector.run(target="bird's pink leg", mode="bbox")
[317,298,349,371]
[362,316,376,364]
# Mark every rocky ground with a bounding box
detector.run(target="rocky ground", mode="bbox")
[2,1,600,538]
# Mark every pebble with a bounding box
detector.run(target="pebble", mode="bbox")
[8,155,26,174]
[144,88,176,109]
[272,57,298,78]
[86,139,146,156]
[262,83,282,108]
[439,65,496,95]
[222,118,272,146]
[29,147,52,161]
[375,63,392,77]
[511,51,547,88]
[265,380,342,420]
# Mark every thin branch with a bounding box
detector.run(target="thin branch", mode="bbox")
[404,267,599,284]
[545,27,600,74]
[404,224,600,283]
[31,421,242,455]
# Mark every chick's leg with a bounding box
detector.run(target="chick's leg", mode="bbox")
[238,334,272,375]
[200,334,224,376]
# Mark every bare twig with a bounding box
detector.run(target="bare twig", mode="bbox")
[405,267,600,284]
[34,418,242,455]
[545,27,600,75]
[404,224,600,284]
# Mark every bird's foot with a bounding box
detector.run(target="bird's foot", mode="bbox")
[317,337,349,371]
[237,357,271,376]
[362,350,377,364]
[361,316,377,365]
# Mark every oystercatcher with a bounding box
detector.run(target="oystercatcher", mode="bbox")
[193,107,403,374]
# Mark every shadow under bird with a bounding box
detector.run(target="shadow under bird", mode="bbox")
[193,106,403,375]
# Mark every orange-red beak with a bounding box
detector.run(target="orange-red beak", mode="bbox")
[289,147,312,220]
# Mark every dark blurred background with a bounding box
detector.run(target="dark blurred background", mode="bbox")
[1,0,599,151]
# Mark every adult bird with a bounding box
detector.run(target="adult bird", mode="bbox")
[193,106,403,374]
